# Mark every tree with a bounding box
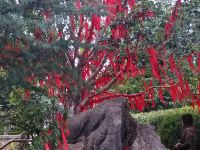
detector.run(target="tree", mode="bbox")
[0,0,200,149]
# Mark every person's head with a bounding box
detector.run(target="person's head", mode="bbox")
[182,113,193,127]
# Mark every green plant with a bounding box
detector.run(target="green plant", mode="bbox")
[132,106,200,149]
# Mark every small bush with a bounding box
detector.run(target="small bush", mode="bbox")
[132,106,200,149]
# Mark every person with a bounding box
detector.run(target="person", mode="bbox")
[173,113,197,150]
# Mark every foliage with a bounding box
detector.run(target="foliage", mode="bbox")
[132,106,200,149]
[1,90,63,149]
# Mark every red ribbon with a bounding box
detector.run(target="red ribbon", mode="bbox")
[158,88,165,105]
[198,53,200,72]
[169,54,177,73]
[24,89,30,101]
[44,143,50,150]
[92,15,101,31]
[128,0,135,9]
[148,47,161,81]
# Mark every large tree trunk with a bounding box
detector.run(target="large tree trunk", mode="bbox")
[68,101,79,117]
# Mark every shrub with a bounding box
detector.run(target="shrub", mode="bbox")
[132,106,200,149]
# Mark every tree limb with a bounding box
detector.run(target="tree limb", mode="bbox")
[86,52,109,84]
[81,75,119,106]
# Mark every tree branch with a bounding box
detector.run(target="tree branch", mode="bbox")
[89,83,178,103]
[86,52,109,84]
[65,52,74,68]
[81,76,118,106]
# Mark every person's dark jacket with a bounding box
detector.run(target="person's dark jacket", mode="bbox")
[174,126,197,150]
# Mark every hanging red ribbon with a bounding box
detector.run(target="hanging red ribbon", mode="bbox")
[55,75,62,88]
[56,113,69,150]
[105,16,111,26]
[85,21,89,40]
[198,81,200,96]
[169,81,177,102]
[75,0,81,10]
[24,89,30,101]
[158,88,165,105]
[105,0,117,18]
[198,53,200,72]
[169,54,177,74]
[92,15,101,31]
[128,0,135,9]
[145,11,154,17]
[191,94,195,109]
[164,0,182,39]
[58,141,62,150]
[197,99,200,113]
[39,80,45,87]
[184,81,191,98]
[60,127,68,150]
[111,24,127,39]
[33,28,42,40]
[44,143,50,150]
[134,94,145,112]
[58,31,63,38]
[48,86,54,97]
[148,47,161,81]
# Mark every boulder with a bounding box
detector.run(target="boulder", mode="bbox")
[69,142,85,150]
[131,123,168,150]
[68,98,137,150]
[68,98,168,150]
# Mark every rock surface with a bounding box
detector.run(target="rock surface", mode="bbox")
[69,142,85,150]
[68,98,168,150]
[131,123,168,150]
